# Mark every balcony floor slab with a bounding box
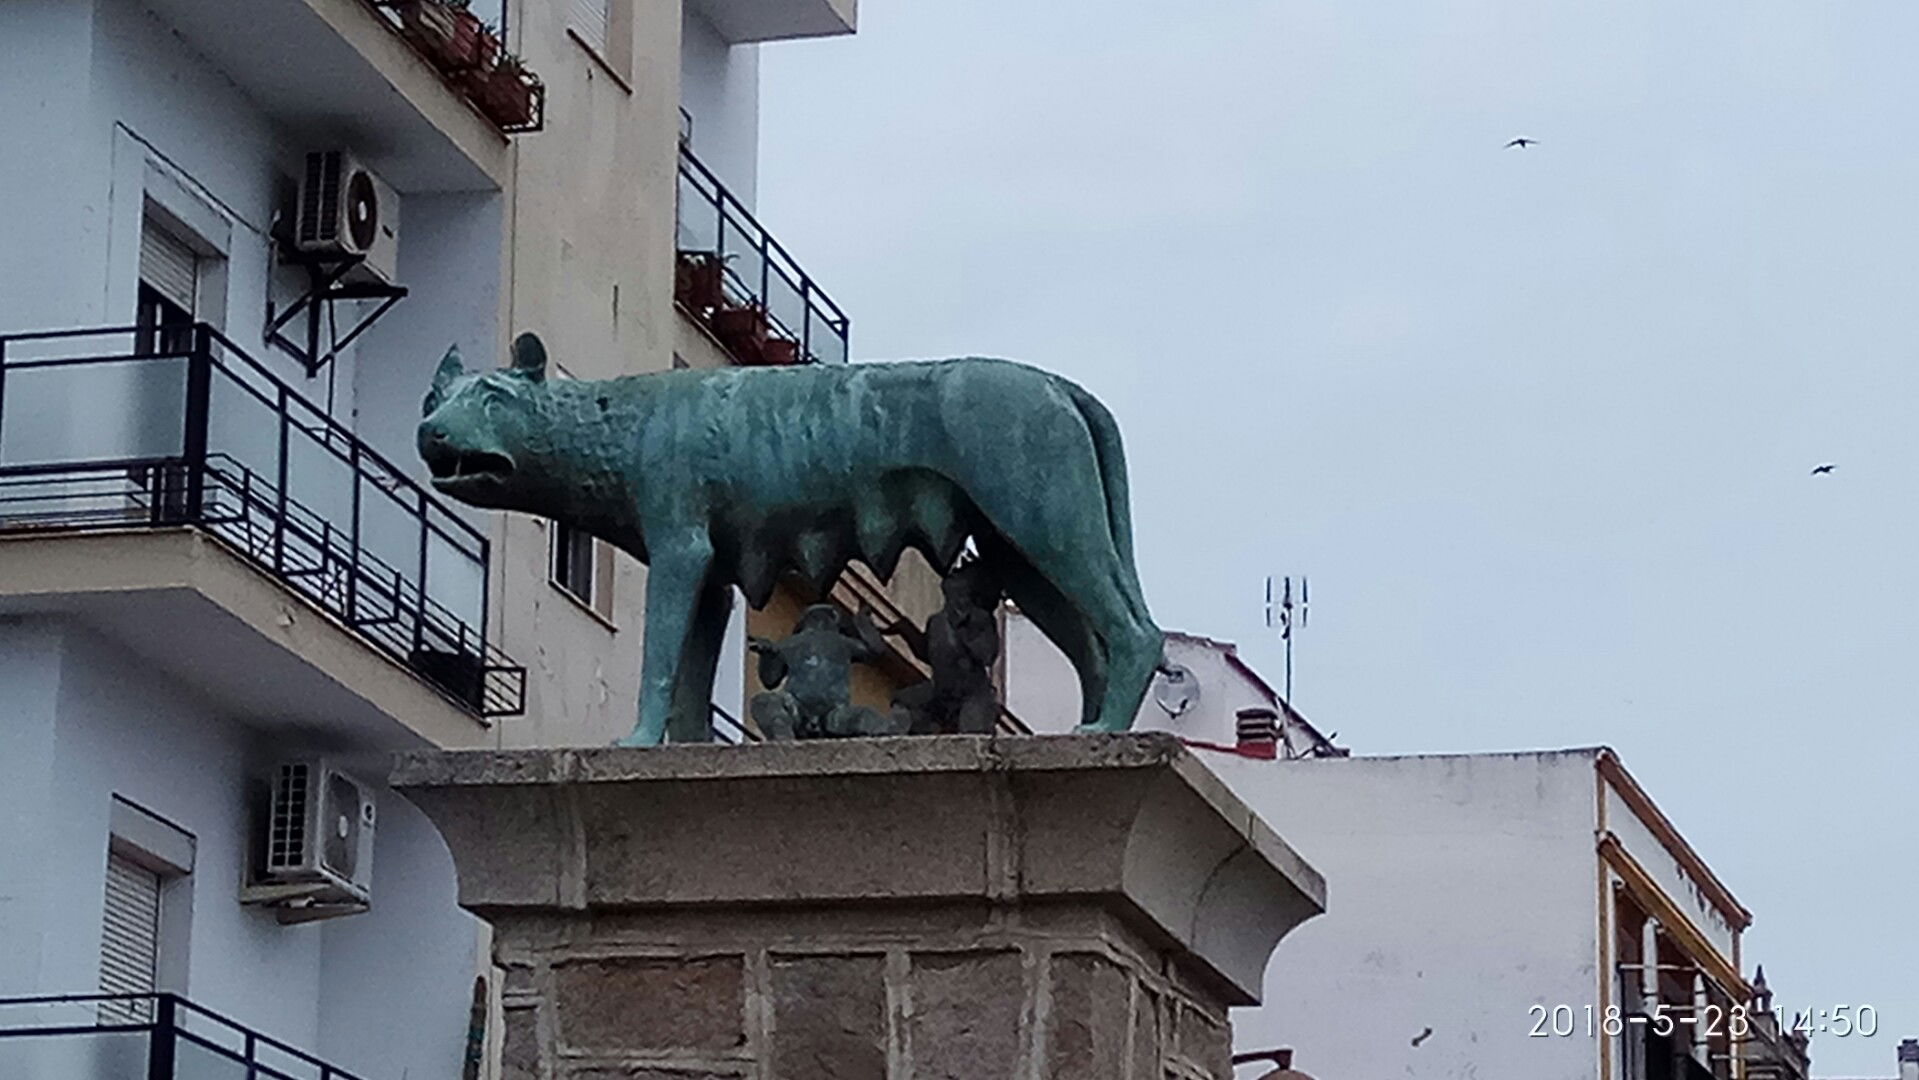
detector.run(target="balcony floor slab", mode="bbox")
[0,528,490,750]
[139,0,509,191]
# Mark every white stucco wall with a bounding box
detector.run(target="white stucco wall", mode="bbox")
[680,7,761,204]
[1005,616,1331,753]
[0,621,64,997]
[0,619,477,1078]
[1604,781,1739,965]
[1010,619,1274,737]
[0,1,100,335]
[1204,749,1606,1080]
[1002,610,1081,731]
[353,191,505,491]
[89,0,333,390]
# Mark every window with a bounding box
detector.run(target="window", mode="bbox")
[550,522,616,622]
[570,0,608,51]
[569,0,632,83]
[97,799,194,1024]
[99,851,162,1022]
[136,217,198,354]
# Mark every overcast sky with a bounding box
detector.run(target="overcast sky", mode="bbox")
[759,3,1917,1072]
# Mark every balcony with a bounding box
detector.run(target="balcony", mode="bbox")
[689,0,857,44]
[362,1,546,135]
[0,993,367,1080]
[676,146,851,367]
[0,325,526,720]
[135,0,527,191]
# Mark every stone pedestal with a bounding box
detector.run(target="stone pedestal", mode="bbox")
[393,734,1324,1080]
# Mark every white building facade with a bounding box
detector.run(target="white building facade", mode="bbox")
[1005,620,1342,758]
[0,0,857,1075]
[1203,747,1778,1080]
[1010,630,1800,1080]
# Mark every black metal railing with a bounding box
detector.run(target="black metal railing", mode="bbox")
[710,702,759,745]
[0,324,526,717]
[676,145,850,366]
[0,992,368,1080]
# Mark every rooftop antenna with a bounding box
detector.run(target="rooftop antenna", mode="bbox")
[1263,575,1308,700]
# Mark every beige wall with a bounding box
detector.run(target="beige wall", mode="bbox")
[470,1,905,747]
[483,0,692,747]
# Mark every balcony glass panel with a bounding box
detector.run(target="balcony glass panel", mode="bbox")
[0,354,188,469]
[677,169,722,254]
[426,502,486,629]
[175,1038,250,1079]
[204,368,280,488]
[0,326,526,717]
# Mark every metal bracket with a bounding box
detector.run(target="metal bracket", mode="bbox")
[265,251,408,377]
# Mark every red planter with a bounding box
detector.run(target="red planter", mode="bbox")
[758,337,800,367]
[466,66,540,130]
[398,1,488,71]
[710,304,770,366]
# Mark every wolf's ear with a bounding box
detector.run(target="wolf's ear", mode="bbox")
[423,345,465,416]
[510,332,548,383]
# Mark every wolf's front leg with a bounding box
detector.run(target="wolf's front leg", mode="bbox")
[618,534,713,747]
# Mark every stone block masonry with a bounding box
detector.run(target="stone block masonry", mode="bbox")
[394,734,1325,1080]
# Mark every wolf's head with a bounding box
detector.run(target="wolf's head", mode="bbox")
[417,332,559,513]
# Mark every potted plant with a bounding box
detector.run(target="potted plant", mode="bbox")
[398,0,488,72]
[710,301,770,365]
[674,252,727,316]
[465,51,543,131]
[758,336,800,367]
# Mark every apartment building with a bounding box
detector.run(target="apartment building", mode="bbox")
[0,0,859,1075]
[1011,635,1811,1080]
[1205,747,1782,1080]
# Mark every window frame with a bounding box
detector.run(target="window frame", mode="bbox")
[99,798,195,1020]
[566,0,634,88]
[549,520,596,604]
[547,519,618,627]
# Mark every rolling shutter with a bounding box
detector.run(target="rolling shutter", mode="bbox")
[99,851,162,1021]
[570,0,609,51]
[139,219,198,315]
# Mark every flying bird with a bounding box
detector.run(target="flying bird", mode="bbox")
[1811,464,1837,476]
[1505,137,1538,149]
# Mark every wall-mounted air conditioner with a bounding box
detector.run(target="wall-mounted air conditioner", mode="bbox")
[240,760,376,924]
[295,150,400,285]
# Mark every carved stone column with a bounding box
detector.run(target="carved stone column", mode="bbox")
[393,734,1324,1080]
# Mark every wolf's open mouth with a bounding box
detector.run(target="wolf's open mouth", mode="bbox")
[425,449,515,482]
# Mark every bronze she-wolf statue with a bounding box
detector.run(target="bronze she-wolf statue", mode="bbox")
[417,333,1163,746]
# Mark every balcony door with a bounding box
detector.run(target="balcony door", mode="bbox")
[136,217,198,355]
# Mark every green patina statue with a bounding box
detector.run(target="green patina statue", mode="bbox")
[887,557,1003,736]
[417,333,1163,746]
[748,604,902,741]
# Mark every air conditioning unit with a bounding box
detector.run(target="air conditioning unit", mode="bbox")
[295,150,400,285]
[241,761,375,923]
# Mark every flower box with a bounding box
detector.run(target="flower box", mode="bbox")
[758,337,800,367]
[397,0,489,72]
[711,303,770,366]
[464,61,543,131]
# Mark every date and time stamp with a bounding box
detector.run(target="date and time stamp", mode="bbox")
[1528,1003,1883,1039]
